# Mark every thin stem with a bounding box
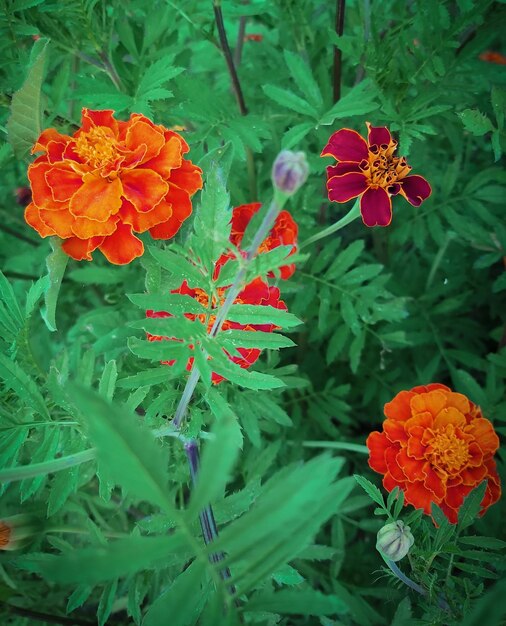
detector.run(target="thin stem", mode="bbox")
[302,441,369,454]
[384,557,450,611]
[0,448,96,483]
[333,0,346,102]
[300,199,360,249]
[6,605,94,626]
[213,1,248,115]
[425,231,456,290]
[234,15,247,67]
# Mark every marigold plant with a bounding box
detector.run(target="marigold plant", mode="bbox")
[367,383,501,523]
[24,108,202,264]
[216,202,299,279]
[321,122,431,226]
[147,277,286,383]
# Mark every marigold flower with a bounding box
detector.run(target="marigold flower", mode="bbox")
[321,122,431,227]
[0,514,41,551]
[147,277,286,384]
[367,383,501,523]
[479,51,506,65]
[216,202,299,280]
[24,108,202,264]
[376,520,414,562]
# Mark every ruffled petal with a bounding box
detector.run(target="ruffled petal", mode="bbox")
[142,136,183,177]
[360,186,392,227]
[80,108,119,135]
[467,418,500,455]
[71,214,119,239]
[69,174,123,220]
[383,418,408,444]
[326,162,362,178]
[125,119,165,163]
[168,159,203,196]
[28,162,67,210]
[384,390,416,422]
[38,208,75,238]
[121,168,168,213]
[32,128,72,154]
[433,407,467,430]
[98,222,144,265]
[321,129,369,162]
[366,431,389,473]
[366,122,392,148]
[45,167,83,201]
[399,175,432,206]
[119,198,172,233]
[62,235,104,261]
[25,202,56,237]
[148,185,193,239]
[327,172,368,203]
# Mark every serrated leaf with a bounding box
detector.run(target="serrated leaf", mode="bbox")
[262,84,318,117]
[458,482,488,530]
[353,475,385,508]
[41,238,69,332]
[97,579,118,626]
[220,329,295,350]
[0,353,50,419]
[459,109,494,136]
[319,80,379,126]
[7,39,48,157]
[226,304,302,328]
[283,50,323,109]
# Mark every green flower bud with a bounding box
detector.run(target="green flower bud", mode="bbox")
[376,520,414,562]
[272,150,309,196]
[0,514,41,551]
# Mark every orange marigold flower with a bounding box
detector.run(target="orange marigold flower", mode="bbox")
[25,108,203,265]
[216,202,299,280]
[479,51,506,65]
[147,277,286,384]
[366,383,501,524]
[321,122,431,227]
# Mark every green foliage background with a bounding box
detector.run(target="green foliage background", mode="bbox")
[0,1,505,625]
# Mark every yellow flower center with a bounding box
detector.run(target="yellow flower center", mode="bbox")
[0,522,11,549]
[74,127,118,169]
[361,143,412,190]
[426,427,470,475]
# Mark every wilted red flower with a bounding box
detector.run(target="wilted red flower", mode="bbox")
[217,202,299,280]
[25,108,202,264]
[321,122,431,227]
[244,34,263,42]
[479,51,506,65]
[0,515,40,551]
[147,277,286,384]
[367,383,501,524]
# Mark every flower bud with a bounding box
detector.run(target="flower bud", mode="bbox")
[376,520,414,562]
[0,514,41,551]
[272,150,309,196]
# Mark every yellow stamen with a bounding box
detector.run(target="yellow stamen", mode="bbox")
[74,127,118,169]
[426,426,470,474]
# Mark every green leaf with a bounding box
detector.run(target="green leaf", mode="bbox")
[97,579,118,626]
[42,238,69,332]
[98,360,118,401]
[349,331,366,373]
[247,588,346,616]
[282,122,313,149]
[353,475,385,509]
[116,367,172,389]
[128,293,207,316]
[127,337,190,364]
[457,482,488,530]
[226,304,302,328]
[0,353,50,419]
[188,417,241,516]
[319,80,379,126]
[7,39,48,157]
[0,271,24,337]
[18,534,188,585]
[283,50,323,109]
[458,536,506,550]
[459,109,494,136]
[143,561,207,626]
[220,329,295,350]
[68,384,175,513]
[148,247,207,289]
[262,84,318,117]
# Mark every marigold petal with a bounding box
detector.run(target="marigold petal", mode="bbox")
[168,159,203,196]
[399,175,432,207]
[148,186,193,240]
[406,435,426,460]
[32,128,72,154]
[71,215,120,239]
[29,162,67,210]
[326,162,362,178]
[366,431,389,473]
[45,167,83,202]
[38,208,75,238]
[125,119,165,163]
[383,418,408,444]
[397,448,426,480]
[433,407,467,430]
[119,198,172,233]
[405,411,434,433]
[327,172,368,203]
[423,463,445,500]
[69,174,123,221]
[384,390,416,422]
[403,480,436,514]
[445,483,471,510]
[360,186,392,227]
[467,418,500,455]
[143,136,183,177]
[121,168,168,213]
[410,390,447,418]
[385,447,406,482]
[321,128,369,162]
[25,203,55,237]
[383,472,406,493]
[62,235,104,261]
[438,502,459,524]
[80,108,118,135]
[98,222,144,265]
[366,122,393,147]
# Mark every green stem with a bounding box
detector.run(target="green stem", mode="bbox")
[425,231,456,290]
[302,441,369,454]
[300,200,360,249]
[0,449,96,483]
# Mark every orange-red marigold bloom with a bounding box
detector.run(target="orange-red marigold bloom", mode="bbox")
[147,277,286,384]
[367,383,501,524]
[25,108,203,264]
[321,122,431,227]
[217,202,299,280]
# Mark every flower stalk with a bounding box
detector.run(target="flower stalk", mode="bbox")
[300,199,360,248]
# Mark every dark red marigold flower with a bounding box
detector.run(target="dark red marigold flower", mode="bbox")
[147,277,286,384]
[25,108,202,264]
[321,122,432,227]
[366,383,501,524]
[217,202,299,280]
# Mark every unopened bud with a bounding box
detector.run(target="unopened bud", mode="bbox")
[0,514,41,551]
[272,150,309,196]
[376,520,414,562]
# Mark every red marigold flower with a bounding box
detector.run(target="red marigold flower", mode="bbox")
[244,34,263,42]
[366,383,501,524]
[147,277,286,384]
[216,202,299,280]
[321,122,432,227]
[479,51,506,65]
[24,108,203,265]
